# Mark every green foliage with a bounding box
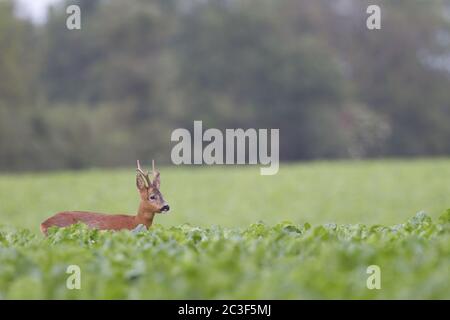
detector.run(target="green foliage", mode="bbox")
[1,159,449,232]
[0,211,448,299]
[1,0,450,170]
[0,160,448,298]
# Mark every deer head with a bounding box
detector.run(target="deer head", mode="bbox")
[136,160,170,216]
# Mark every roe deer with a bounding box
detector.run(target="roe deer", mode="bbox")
[40,160,169,236]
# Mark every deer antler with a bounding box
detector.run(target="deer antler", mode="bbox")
[136,160,151,188]
[151,159,161,189]
[152,159,161,178]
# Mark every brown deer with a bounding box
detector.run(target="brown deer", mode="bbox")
[40,160,169,236]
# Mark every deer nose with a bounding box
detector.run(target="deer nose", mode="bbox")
[161,204,170,212]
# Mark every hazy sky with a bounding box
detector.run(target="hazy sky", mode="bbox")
[15,0,62,22]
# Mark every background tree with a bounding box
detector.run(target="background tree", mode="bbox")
[0,0,449,171]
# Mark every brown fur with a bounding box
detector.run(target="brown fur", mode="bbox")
[40,161,169,236]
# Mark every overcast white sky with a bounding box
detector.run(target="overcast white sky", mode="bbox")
[15,0,62,23]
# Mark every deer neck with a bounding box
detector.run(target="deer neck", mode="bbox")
[135,202,156,228]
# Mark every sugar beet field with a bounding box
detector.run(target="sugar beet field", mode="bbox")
[0,159,449,299]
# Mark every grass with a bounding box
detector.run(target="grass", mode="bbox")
[0,158,449,299]
[0,159,449,232]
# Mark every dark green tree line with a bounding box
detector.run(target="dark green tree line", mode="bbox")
[0,0,449,170]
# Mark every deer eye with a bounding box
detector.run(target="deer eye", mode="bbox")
[149,195,156,201]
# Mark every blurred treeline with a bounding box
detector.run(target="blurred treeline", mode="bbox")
[1,0,450,171]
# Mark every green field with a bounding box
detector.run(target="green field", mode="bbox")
[0,159,449,299]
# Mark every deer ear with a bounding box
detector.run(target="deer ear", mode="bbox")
[136,173,148,191]
[153,171,160,189]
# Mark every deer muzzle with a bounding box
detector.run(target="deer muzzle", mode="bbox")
[160,204,170,213]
